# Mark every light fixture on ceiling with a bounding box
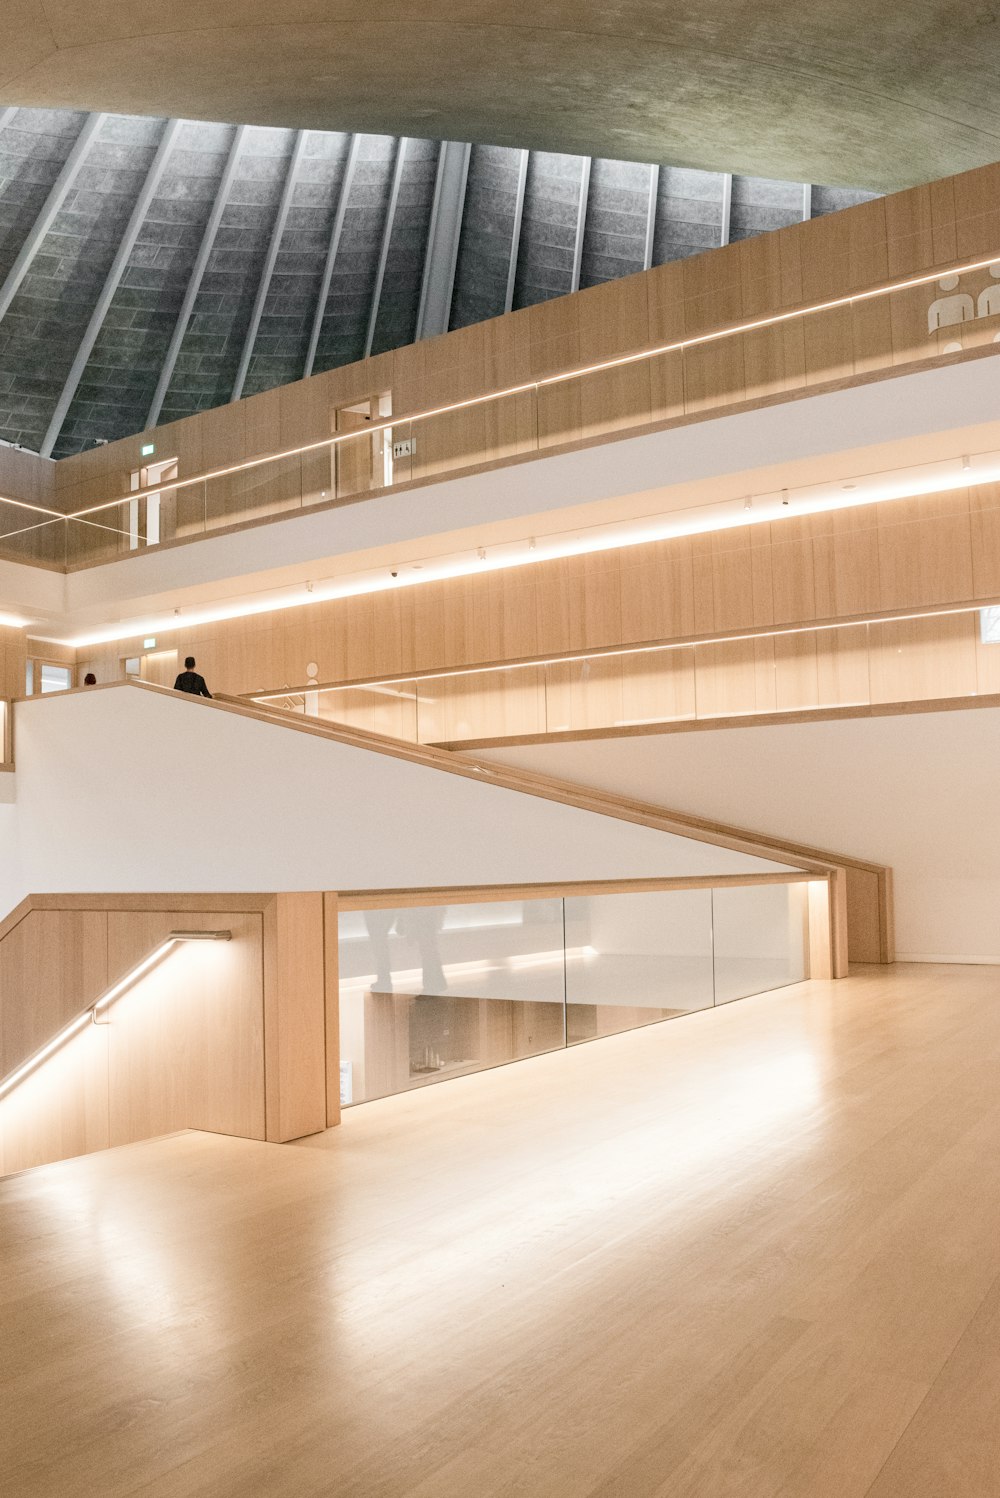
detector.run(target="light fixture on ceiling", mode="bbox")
[44,444,1000,651]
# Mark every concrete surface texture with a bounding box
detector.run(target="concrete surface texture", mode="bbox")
[0,1,996,188]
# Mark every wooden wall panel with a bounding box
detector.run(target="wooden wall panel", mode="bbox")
[0,910,108,1077]
[868,613,979,703]
[0,626,27,705]
[0,897,344,1176]
[0,902,273,1175]
[74,476,1000,738]
[262,893,327,1143]
[40,155,1000,578]
[323,893,340,1129]
[105,910,265,1146]
[845,868,884,965]
[876,495,974,609]
[0,1020,109,1177]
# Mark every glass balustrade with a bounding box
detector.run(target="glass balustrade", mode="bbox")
[4,260,1000,569]
[252,601,1000,744]
[338,883,811,1108]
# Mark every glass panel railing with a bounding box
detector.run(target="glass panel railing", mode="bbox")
[256,604,997,747]
[563,888,714,1043]
[0,513,68,567]
[13,250,1000,570]
[338,898,566,1106]
[204,454,304,533]
[415,666,546,743]
[339,882,811,1108]
[711,883,808,1006]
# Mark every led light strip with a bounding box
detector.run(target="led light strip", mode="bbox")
[3,246,1000,526]
[0,929,231,1101]
[43,439,1000,651]
[252,595,1000,700]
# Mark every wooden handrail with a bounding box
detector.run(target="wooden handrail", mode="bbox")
[246,594,1000,702]
[9,681,893,964]
[3,245,1000,539]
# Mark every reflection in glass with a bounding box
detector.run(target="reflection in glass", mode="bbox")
[338,899,566,1105]
[711,883,808,1005]
[563,890,714,1042]
[340,885,812,1107]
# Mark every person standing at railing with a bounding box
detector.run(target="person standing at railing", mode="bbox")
[173,656,213,698]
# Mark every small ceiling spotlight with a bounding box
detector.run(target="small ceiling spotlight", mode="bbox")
[842,482,857,491]
[743,496,753,511]
[962,455,971,471]
[477,547,487,561]
[528,537,537,551]
[781,489,790,506]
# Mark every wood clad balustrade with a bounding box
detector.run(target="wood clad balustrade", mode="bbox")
[71,479,1000,743]
[1,156,1000,567]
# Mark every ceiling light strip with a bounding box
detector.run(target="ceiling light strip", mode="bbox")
[31,443,1000,649]
[6,247,1000,526]
[251,596,1000,699]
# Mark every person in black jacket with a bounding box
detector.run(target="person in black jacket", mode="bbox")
[173,656,212,698]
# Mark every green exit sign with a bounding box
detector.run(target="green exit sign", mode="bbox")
[140,443,155,457]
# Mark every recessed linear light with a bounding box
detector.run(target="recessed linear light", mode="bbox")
[39,450,1000,650]
[10,247,1000,527]
[0,930,231,1101]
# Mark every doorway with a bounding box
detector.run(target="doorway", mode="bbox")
[333,393,392,497]
[121,648,179,687]
[127,457,178,550]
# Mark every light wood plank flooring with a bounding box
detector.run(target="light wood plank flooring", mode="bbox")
[2,962,1000,1497]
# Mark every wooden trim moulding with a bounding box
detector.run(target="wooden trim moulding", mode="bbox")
[250,597,1000,701]
[200,688,832,874]
[337,872,812,911]
[437,691,1000,752]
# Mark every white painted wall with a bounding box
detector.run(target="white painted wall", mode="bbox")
[4,687,793,911]
[484,705,1000,963]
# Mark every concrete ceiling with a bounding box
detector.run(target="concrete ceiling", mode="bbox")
[2,2,998,190]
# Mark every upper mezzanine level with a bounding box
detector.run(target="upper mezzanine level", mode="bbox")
[2,155,1000,596]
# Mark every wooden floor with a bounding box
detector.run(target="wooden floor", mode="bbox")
[3,963,1000,1497]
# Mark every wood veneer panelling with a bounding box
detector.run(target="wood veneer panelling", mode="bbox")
[262,892,327,1143]
[75,483,1000,733]
[36,154,1000,575]
[0,909,108,1077]
[105,910,265,1147]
